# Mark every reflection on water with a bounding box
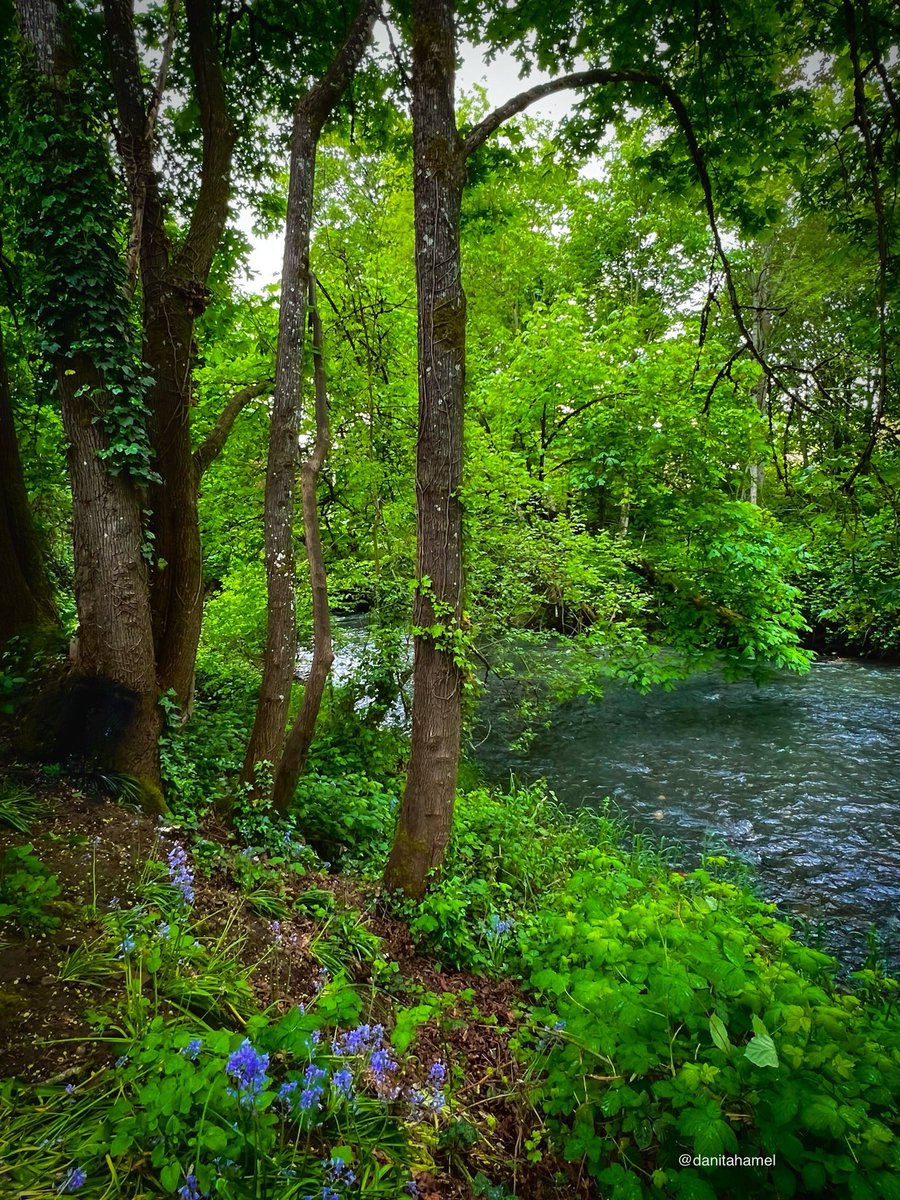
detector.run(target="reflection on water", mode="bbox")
[474,657,900,968]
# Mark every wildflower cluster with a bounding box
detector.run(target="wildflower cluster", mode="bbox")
[406,1060,446,1117]
[226,1039,270,1103]
[486,913,515,939]
[167,844,194,906]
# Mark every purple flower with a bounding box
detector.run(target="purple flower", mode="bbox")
[486,913,514,938]
[278,1080,298,1103]
[226,1039,269,1100]
[334,1023,384,1056]
[552,1019,566,1032]
[314,967,330,994]
[299,1086,324,1112]
[427,1060,446,1086]
[118,935,136,956]
[65,1083,76,1096]
[332,1068,353,1099]
[405,1182,420,1198]
[57,1167,86,1193]
[369,1048,397,1078]
[181,1038,202,1060]
[167,844,194,906]
[271,920,282,942]
[304,1063,327,1086]
[178,1174,202,1200]
[115,1055,129,1069]
[427,1089,446,1112]
[324,1157,356,1187]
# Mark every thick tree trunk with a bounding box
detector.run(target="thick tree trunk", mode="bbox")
[272,276,334,814]
[384,0,466,898]
[104,0,234,711]
[59,364,162,781]
[0,323,57,646]
[242,0,377,784]
[15,0,161,788]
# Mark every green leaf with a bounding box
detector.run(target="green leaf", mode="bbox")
[708,1013,731,1054]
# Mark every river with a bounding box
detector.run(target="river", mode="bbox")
[475,654,900,969]
[317,619,900,968]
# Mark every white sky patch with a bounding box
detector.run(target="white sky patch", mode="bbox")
[239,31,606,288]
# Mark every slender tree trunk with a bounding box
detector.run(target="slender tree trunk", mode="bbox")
[384,0,467,898]
[748,255,772,506]
[0,322,57,646]
[272,275,334,814]
[242,0,378,785]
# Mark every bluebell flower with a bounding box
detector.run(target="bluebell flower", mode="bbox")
[552,1019,566,1032]
[118,935,136,956]
[181,1039,202,1060]
[404,1182,420,1198]
[115,1055,129,1069]
[57,1167,86,1193]
[65,1083,76,1097]
[178,1174,202,1200]
[313,967,329,994]
[369,1048,397,1078]
[166,844,194,906]
[225,1039,269,1101]
[304,1063,327,1086]
[157,922,171,939]
[486,913,514,939]
[427,1060,446,1086]
[332,1068,353,1099]
[427,1090,446,1113]
[278,1080,298,1103]
[299,1085,323,1112]
[324,1156,356,1187]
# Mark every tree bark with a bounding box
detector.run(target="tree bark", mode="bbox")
[0,322,58,646]
[58,363,162,781]
[242,0,378,784]
[14,0,161,785]
[383,0,467,898]
[104,0,235,710]
[271,275,334,814]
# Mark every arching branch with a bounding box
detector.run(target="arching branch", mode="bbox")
[193,381,270,476]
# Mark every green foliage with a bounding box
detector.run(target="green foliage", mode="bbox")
[0,842,61,933]
[6,48,156,485]
[290,772,398,871]
[1,971,411,1199]
[0,781,45,832]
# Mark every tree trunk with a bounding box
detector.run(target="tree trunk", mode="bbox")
[104,0,234,711]
[0,322,57,647]
[59,363,162,781]
[242,0,378,785]
[15,0,161,788]
[384,0,466,898]
[272,275,334,814]
[748,249,772,506]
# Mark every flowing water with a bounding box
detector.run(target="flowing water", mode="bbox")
[474,655,900,968]
[321,619,900,967]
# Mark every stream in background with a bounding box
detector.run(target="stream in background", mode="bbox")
[321,619,900,967]
[475,656,900,968]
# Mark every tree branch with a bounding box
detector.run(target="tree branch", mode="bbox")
[194,381,269,476]
[300,0,378,131]
[174,0,235,284]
